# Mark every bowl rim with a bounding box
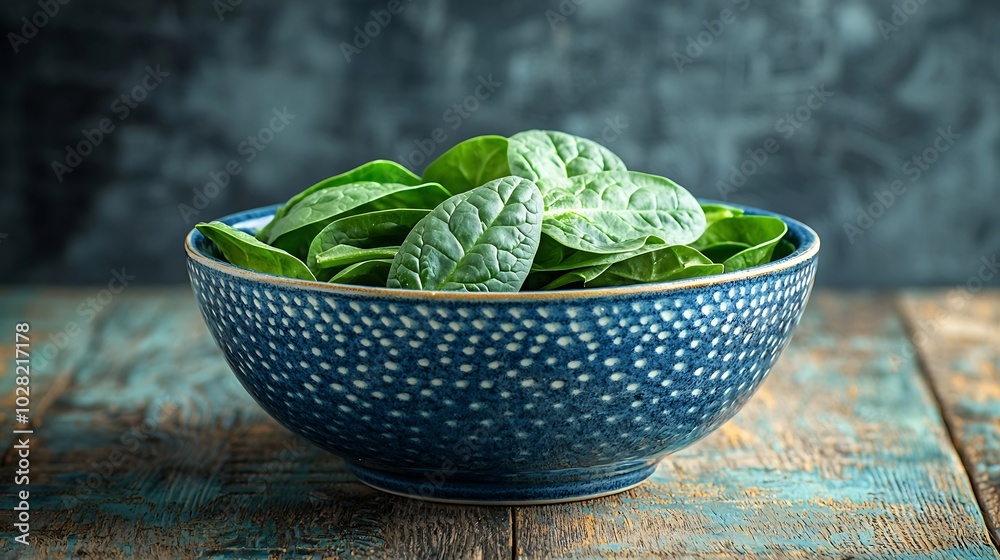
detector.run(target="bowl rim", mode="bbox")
[185,199,820,301]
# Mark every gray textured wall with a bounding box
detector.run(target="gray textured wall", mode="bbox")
[1,0,998,286]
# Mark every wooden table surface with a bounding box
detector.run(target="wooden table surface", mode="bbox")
[1,289,999,559]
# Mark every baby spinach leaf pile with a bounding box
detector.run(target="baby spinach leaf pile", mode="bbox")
[196,130,791,292]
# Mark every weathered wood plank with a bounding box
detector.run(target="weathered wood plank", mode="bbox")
[5,289,998,559]
[515,294,999,559]
[0,288,117,451]
[899,290,1000,545]
[0,289,511,559]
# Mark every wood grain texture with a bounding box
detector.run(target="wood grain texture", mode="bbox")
[0,289,511,560]
[0,288,117,455]
[899,290,1000,545]
[2,289,998,559]
[515,293,999,559]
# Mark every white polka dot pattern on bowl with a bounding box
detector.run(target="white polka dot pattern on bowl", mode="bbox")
[187,256,816,473]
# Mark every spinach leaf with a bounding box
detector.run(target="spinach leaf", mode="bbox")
[329,259,393,287]
[701,203,744,226]
[531,237,668,272]
[523,269,564,291]
[540,263,614,290]
[693,216,788,272]
[698,241,753,264]
[387,176,543,292]
[538,171,705,253]
[530,235,569,270]
[422,135,511,195]
[206,129,798,290]
[265,182,450,257]
[306,209,428,273]
[588,246,723,286]
[196,221,316,281]
[256,160,422,241]
[541,245,722,289]
[315,246,400,270]
[508,130,626,181]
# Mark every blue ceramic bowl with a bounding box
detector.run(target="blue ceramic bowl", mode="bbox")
[185,202,819,504]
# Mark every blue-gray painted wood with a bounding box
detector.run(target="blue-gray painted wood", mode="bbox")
[0,289,512,559]
[515,294,999,558]
[0,290,998,558]
[901,292,1000,545]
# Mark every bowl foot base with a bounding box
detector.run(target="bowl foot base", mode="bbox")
[349,460,659,505]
